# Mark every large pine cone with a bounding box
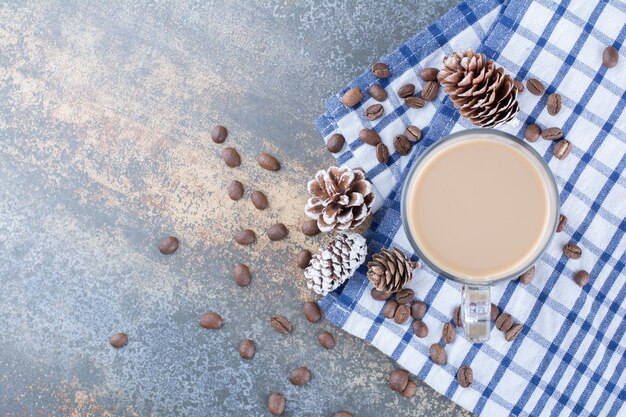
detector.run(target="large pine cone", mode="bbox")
[438,50,519,128]
[305,166,375,233]
[304,232,367,296]
[367,248,420,294]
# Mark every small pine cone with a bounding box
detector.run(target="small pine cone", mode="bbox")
[367,248,420,293]
[438,49,519,128]
[305,166,375,233]
[304,232,367,296]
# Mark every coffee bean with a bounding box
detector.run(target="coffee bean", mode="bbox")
[526,78,545,95]
[541,127,563,140]
[303,301,322,323]
[376,143,389,164]
[405,125,422,142]
[234,263,252,287]
[267,392,286,416]
[410,300,427,320]
[109,332,128,348]
[372,62,390,78]
[388,369,410,392]
[603,46,619,68]
[429,343,447,365]
[401,381,418,398]
[495,312,513,332]
[457,365,473,388]
[553,140,571,160]
[327,133,346,153]
[442,322,456,344]
[270,315,291,335]
[412,319,428,338]
[396,288,414,304]
[239,339,255,359]
[547,93,562,116]
[368,84,388,101]
[518,265,536,285]
[359,128,381,146]
[296,249,312,269]
[505,323,523,342]
[383,299,399,319]
[514,80,524,93]
[453,306,462,327]
[405,96,425,108]
[365,104,384,121]
[227,180,244,201]
[267,223,288,241]
[301,220,320,236]
[317,331,336,349]
[398,83,415,98]
[257,153,280,171]
[222,147,241,167]
[159,236,179,254]
[234,229,256,245]
[333,412,354,417]
[419,67,439,81]
[394,135,412,156]
[288,366,311,386]
[342,87,363,107]
[574,270,590,287]
[557,214,567,233]
[563,243,582,259]
[524,123,542,142]
[490,303,500,321]
[371,288,393,301]
[250,191,269,210]
[422,81,439,101]
[199,312,223,329]
[211,125,228,143]
[393,304,410,324]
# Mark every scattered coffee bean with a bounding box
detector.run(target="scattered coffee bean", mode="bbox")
[199,312,223,329]
[267,392,286,416]
[495,312,513,332]
[270,315,291,335]
[393,304,411,324]
[453,306,462,327]
[371,288,393,301]
[239,339,255,359]
[419,67,439,81]
[159,236,179,254]
[365,104,384,121]
[228,180,244,201]
[429,343,447,365]
[563,243,582,259]
[413,319,428,338]
[514,80,524,93]
[222,147,241,167]
[396,288,414,304]
[442,322,456,344]
[518,265,536,285]
[389,369,410,392]
[376,143,389,164]
[541,127,563,140]
[602,46,619,68]
[524,123,542,142]
[234,263,252,287]
[547,93,562,116]
[303,301,322,323]
[342,87,363,107]
[398,83,416,98]
[327,133,346,153]
[527,78,545,95]
[505,323,523,342]
[296,249,312,269]
[410,300,427,320]
[109,332,128,348]
[301,220,320,236]
[405,125,422,142]
[401,380,418,398]
[553,140,571,160]
[257,153,280,171]
[372,62,390,78]
[574,270,590,287]
[267,223,288,241]
[288,367,311,386]
[234,229,256,245]
[211,125,228,143]
[334,412,354,417]
[405,96,425,108]
[318,331,336,349]
[457,365,473,388]
[557,214,567,233]
[394,135,412,156]
[359,128,381,146]
[250,190,269,210]
[491,303,500,321]
[422,81,439,101]
[369,84,388,101]
[383,299,399,319]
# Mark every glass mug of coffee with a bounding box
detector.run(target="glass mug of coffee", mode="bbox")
[401,129,559,342]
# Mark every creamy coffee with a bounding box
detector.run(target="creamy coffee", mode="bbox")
[405,133,555,281]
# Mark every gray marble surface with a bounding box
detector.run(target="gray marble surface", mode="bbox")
[0,1,472,416]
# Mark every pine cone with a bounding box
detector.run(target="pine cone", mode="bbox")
[367,248,420,294]
[304,232,367,296]
[438,49,519,128]
[305,166,375,233]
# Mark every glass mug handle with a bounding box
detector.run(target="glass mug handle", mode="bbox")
[461,285,491,343]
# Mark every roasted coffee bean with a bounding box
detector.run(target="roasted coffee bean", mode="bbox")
[603,46,619,68]
[491,303,500,321]
[396,288,414,304]
[239,339,255,359]
[376,143,389,164]
[159,236,179,254]
[211,125,228,143]
[394,135,412,156]
[411,300,427,320]
[557,214,567,233]
[250,191,268,210]
[369,84,388,101]
[267,223,288,241]
[419,67,439,81]
[359,128,381,146]
[234,263,252,287]
[199,312,223,329]
[541,127,563,140]
[518,265,536,285]
[109,333,128,348]
[405,96,425,108]
[372,62,390,78]
[398,83,415,98]
[303,301,322,323]
[524,123,542,142]
[288,367,311,386]
[270,315,291,334]
[301,220,320,236]
[342,87,363,107]
[257,153,280,171]
[453,306,462,327]
[514,80,524,93]
[505,323,523,342]
[405,125,423,142]
[457,365,473,388]
[365,104,384,121]
[318,331,336,349]
[383,299,399,319]
[234,229,256,245]
[442,322,456,344]
[547,93,562,116]
[334,412,354,417]
[222,147,241,167]
[527,78,545,95]
[296,249,312,269]
[371,288,393,301]
[228,180,244,201]
[413,319,428,338]
[401,381,418,398]
[389,369,410,392]
[495,312,513,332]
[574,270,590,287]
[327,133,346,153]
[430,343,447,365]
[553,140,571,160]
[563,243,582,259]
[393,304,410,324]
[267,392,286,416]
[422,81,439,101]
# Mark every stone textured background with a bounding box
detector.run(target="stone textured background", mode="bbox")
[0,1,471,416]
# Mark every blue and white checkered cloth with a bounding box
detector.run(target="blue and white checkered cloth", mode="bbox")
[315,0,626,416]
